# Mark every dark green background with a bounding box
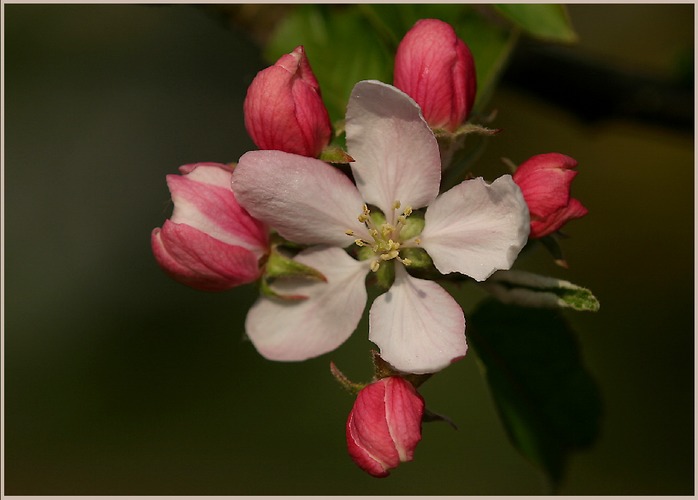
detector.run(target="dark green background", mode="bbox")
[4,4,694,495]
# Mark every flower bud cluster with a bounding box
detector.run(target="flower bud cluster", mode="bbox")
[150,16,592,480]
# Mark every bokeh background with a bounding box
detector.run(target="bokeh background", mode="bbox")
[4,4,694,495]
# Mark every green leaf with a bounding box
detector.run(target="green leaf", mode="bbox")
[484,269,600,312]
[469,300,602,490]
[493,4,578,43]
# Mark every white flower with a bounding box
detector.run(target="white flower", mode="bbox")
[232,80,529,374]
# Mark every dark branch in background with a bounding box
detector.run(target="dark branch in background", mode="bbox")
[501,40,694,133]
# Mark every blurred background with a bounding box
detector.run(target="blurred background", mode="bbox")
[4,4,694,495]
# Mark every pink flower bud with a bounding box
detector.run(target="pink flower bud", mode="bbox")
[512,153,589,239]
[346,377,424,477]
[394,19,477,132]
[151,162,269,291]
[244,46,332,158]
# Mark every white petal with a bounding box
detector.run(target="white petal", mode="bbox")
[232,150,369,247]
[245,246,370,361]
[346,81,441,220]
[420,175,530,281]
[369,265,466,374]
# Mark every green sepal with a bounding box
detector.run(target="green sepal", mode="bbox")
[259,275,307,302]
[368,207,386,228]
[319,145,354,164]
[355,245,375,263]
[483,269,600,312]
[399,246,433,270]
[264,247,326,282]
[259,246,326,301]
[373,258,395,291]
[329,361,366,395]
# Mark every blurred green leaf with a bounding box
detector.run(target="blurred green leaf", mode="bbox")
[266,4,519,124]
[493,4,578,43]
[469,300,602,490]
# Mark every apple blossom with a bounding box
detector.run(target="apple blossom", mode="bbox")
[232,80,529,374]
[244,45,331,158]
[151,162,269,291]
[346,376,424,477]
[512,153,589,238]
[394,19,477,132]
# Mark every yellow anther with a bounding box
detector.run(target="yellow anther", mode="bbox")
[354,239,366,247]
[392,200,401,210]
[403,206,413,216]
[345,229,355,236]
[380,250,399,261]
[358,214,369,223]
[370,260,380,272]
[414,237,422,245]
[401,258,412,266]
[370,229,379,238]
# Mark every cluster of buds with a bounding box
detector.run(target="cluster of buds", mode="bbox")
[151,17,590,478]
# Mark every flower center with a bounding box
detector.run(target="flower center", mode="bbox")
[346,201,416,272]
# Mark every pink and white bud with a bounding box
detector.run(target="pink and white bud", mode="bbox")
[346,376,424,478]
[151,162,269,291]
[394,19,477,132]
[244,46,332,158]
[512,153,589,239]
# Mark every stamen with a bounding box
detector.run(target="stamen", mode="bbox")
[349,203,417,268]
[381,250,399,261]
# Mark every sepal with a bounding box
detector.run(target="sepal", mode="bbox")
[319,145,355,164]
[259,244,327,301]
